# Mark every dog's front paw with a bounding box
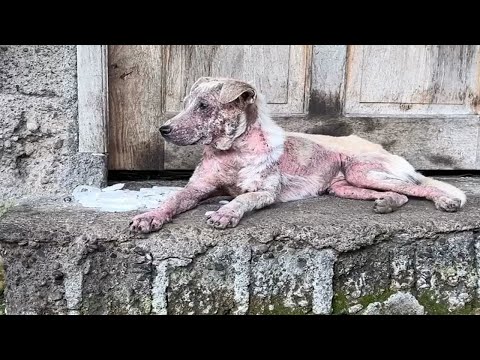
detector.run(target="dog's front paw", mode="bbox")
[206,208,241,229]
[130,211,166,233]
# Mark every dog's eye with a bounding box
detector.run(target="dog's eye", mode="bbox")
[198,102,208,110]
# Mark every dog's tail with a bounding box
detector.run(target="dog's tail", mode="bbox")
[383,155,466,207]
[416,174,467,207]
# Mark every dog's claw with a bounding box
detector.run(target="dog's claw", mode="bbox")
[129,211,166,234]
[205,208,241,229]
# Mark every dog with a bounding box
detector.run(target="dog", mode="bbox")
[129,77,466,233]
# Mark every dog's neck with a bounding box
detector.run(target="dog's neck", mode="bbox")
[234,95,285,152]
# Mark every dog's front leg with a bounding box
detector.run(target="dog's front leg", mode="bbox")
[206,190,276,229]
[130,181,217,234]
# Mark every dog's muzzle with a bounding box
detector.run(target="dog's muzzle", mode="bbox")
[159,125,172,138]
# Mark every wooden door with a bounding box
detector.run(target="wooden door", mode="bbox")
[108,45,480,171]
[108,45,312,170]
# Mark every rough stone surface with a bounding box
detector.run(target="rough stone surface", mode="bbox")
[0,45,106,202]
[249,246,336,314]
[0,255,4,315]
[331,230,480,315]
[361,292,425,315]
[1,176,480,314]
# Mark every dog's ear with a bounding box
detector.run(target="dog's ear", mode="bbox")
[219,80,257,105]
[190,77,215,93]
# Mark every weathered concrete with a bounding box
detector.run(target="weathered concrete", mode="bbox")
[1,176,480,315]
[0,45,106,202]
[0,255,4,314]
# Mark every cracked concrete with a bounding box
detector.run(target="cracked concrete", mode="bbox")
[1,176,480,314]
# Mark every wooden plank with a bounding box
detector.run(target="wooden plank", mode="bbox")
[345,45,480,117]
[309,45,347,115]
[465,46,480,114]
[165,45,245,114]
[164,45,184,115]
[210,46,246,80]
[164,45,312,115]
[108,45,164,170]
[477,119,480,169]
[281,45,312,115]
[164,115,480,170]
[77,45,108,153]
[246,46,290,104]
[360,46,475,104]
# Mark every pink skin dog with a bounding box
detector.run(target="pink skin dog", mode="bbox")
[130,77,466,233]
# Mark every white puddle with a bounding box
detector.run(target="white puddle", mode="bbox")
[72,184,183,212]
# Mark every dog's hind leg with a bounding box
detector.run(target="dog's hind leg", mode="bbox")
[343,157,465,212]
[328,179,408,213]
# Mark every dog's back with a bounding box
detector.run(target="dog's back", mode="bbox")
[286,132,389,156]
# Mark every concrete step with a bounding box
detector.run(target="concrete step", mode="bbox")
[1,176,480,315]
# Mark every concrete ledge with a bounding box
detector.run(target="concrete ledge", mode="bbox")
[1,177,480,315]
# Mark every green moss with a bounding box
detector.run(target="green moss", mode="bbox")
[0,260,4,315]
[332,292,349,314]
[262,304,307,315]
[357,289,395,308]
[248,297,310,315]
[417,291,477,315]
[0,261,4,296]
[80,296,153,315]
[0,201,13,218]
[0,271,3,295]
[332,288,395,315]
[417,292,450,314]
[335,288,475,315]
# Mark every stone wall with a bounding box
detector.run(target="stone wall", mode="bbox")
[1,178,479,315]
[0,45,106,202]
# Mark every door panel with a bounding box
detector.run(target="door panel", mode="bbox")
[164,45,312,116]
[345,45,480,117]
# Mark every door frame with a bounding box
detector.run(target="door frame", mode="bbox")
[77,45,109,155]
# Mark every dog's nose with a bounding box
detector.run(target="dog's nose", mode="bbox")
[159,125,172,136]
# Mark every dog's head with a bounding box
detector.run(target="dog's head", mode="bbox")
[160,77,257,150]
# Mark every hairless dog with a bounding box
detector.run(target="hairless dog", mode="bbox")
[130,77,466,233]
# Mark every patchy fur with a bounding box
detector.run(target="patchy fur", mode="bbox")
[130,77,467,233]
